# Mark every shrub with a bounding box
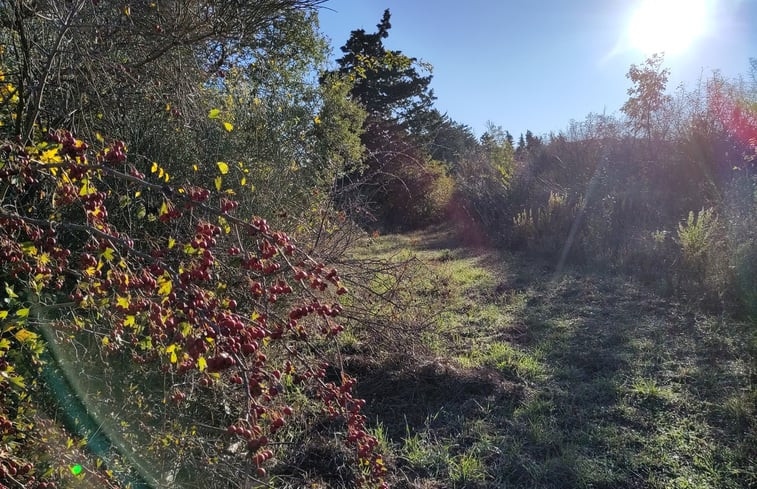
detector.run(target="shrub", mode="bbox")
[511,192,578,255]
[677,207,718,267]
[0,133,387,488]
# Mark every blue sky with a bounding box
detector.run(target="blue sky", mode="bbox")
[317,0,756,137]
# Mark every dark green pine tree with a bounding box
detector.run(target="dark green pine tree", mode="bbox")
[334,9,435,126]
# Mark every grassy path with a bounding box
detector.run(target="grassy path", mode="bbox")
[346,228,755,489]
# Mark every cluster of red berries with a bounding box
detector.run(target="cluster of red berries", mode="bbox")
[99,140,127,165]
[0,457,36,484]
[0,135,389,489]
[220,197,238,213]
[53,182,78,207]
[47,130,88,160]
[187,186,210,202]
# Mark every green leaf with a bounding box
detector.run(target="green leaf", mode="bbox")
[5,284,19,299]
[9,375,25,389]
[15,308,30,318]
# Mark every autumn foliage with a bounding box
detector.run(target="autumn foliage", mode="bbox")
[0,131,386,488]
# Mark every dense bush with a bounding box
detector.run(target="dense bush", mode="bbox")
[0,131,387,489]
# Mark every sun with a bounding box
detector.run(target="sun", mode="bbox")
[627,0,710,55]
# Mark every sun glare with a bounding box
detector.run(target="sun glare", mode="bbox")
[628,0,710,55]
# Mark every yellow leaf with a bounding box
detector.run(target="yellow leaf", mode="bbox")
[95,132,105,143]
[198,357,207,372]
[253,98,261,106]
[240,177,246,186]
[14,328,37,342]
[165,344,177,353]
[40,148,62,164]
[313,115,321,125]
[123,5,130,16]
[167,238,176,249]
[15,308,30,318]
[134,191,141,198]
[214,176,222,191]
[223,122,234,132]
[170,351,178,363]
[79,178,96,196]
[21,243,38,256]
[0,311,7,319]
[157,276,172,296]
[101,336,110,346]
[123,315,136,327]
[216,162,229,174]
[116,296,129,309]
[159,201,169,216]
[208,108,221,119]
[101,248,115,261]
[151,162,159,173]
[192,164,198,172]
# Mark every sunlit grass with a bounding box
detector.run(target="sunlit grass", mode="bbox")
[349,229,754,489]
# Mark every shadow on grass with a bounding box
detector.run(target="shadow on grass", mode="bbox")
[347,354,523,439]
[348,228,755,489]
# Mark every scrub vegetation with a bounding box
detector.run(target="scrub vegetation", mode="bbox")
[0,3,754,489]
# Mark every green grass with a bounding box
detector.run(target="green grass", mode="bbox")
[348,227,755,489]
